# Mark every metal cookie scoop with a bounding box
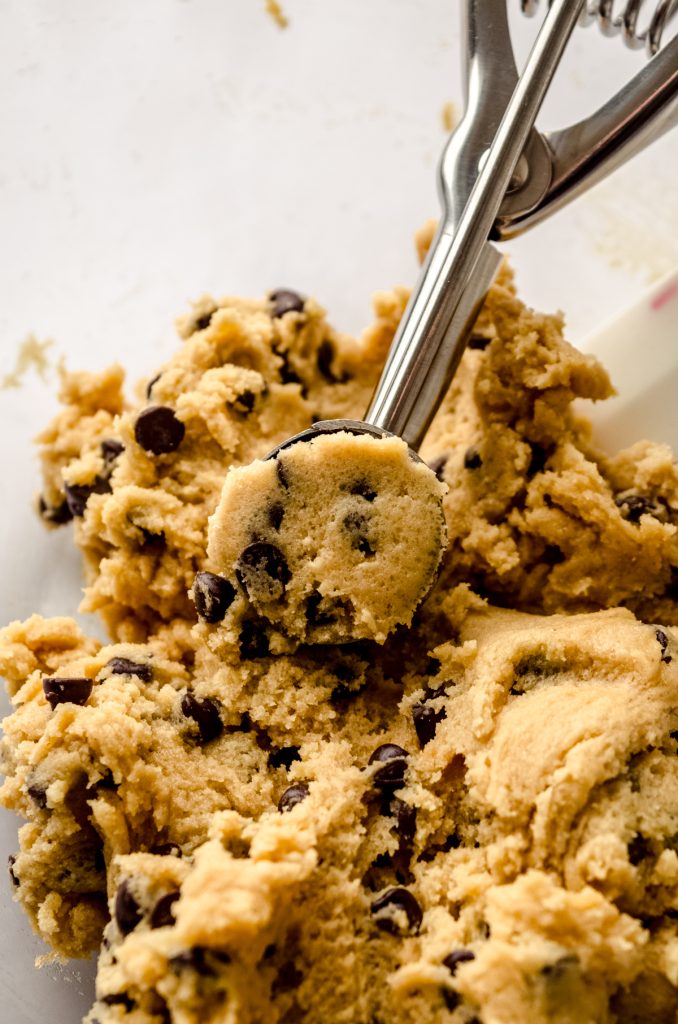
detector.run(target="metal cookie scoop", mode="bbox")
[213,0,677,647]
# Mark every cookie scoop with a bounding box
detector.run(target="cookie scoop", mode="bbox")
[206,421,446,647]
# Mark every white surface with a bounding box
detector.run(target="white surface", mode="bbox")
[0,3,677,1022]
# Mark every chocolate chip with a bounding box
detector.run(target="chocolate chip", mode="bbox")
[150,891,180,929]
[181,693,224,744]
[101,994,136,1011]
[64,476,112,517]
[42,677,93,710]
[389,797,417,842]
[343,512,375,556]
[628,833,651,866]
[38,496,74,525]
[443,949,476,974]
[427,455,447,482]
[316,338,348,383]
[8,855,19,888]
[232,390,256,415]
[368,744,409,790]
[349,480,377,502]
[149,842,182,857]
[194,309,215,332]
[27,782,47,809]
[115,880,142,936]
[412,701,446,748]
[193,571,236,623]
[543,544,565,565]
[106,657,152,681]
[370,887,422,935]
[270,289,305,318]
[267,502,285,531]
[276,349,304,388]
[464,447,482,470]
[146,373,161,398]
[278,782,309,813]
[615,493,660,524]
[236,542,291,599]
[656,628,672,664]
[101,438,125,465]
[467,333,492,350]
[239,619,270,660]
[268,746,301,770]
[134,406,185,455]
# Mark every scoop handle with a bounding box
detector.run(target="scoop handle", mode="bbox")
[365,0,584,450]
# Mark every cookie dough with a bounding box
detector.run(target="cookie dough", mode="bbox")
[2,251,678,1024]
[204,425,447,648]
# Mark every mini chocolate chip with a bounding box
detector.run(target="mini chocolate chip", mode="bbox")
[146,373,161,398]
[263,943,277,960]
[268,746,301,770]
[628,833,651,866]
[38,496,74,525]
[8,855,19,888]
[368,744,409,790]
[181,693,224,744]
[134,406,185,455]
[27,783,47,809]
[467,333,492,350]
[194,310,215,332]
[149,842,182,857]
[270,289,305,318]
[236,542,291,598]
[443,949,476,974]
[427,455,447,482]
[656,628,672,664]
[115,880,142,935]
[239,619,270,659]
[101,994,136,1011]
[426,656,442,676]
[267,502,285,531]
[370,887,422,935]
[150,891,180,929]
[615,493,659,524]
[193,571,236,623]
[343,512,375,556]
[276,350,305,388]
[232,390,256,415]
[101,438,125,465]
[412,701,446,748]
[278,782,310,813]
[349,480,377,502]
[389,798,417,842]
[316,338,348,383]
[443,991,461,1012]
[106,657,152,681]
[43,677,93,710]
[64,476,112,517]
[463,447,482,470]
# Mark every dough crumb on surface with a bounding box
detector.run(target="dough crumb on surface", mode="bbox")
[2,247,678,1023]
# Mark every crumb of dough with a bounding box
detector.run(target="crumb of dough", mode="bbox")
[1,335,54,389]
[265,0,288,29]
[441,100,458,133]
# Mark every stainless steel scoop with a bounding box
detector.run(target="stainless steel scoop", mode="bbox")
[284,0,677,455]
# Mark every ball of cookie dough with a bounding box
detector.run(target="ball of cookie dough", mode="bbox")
[205,428,447,646]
